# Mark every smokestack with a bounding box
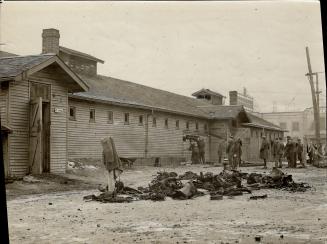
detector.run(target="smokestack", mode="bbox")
[42,28,60,54]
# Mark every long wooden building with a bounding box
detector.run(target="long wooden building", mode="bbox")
[0,29,284,178]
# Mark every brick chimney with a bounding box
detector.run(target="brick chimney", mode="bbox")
[42,29,60,54]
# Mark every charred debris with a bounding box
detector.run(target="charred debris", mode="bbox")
[83,168,310,203]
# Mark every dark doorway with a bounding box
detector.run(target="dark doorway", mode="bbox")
[42,102,50,173]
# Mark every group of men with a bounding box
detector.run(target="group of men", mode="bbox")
[189,137,206,164]
[217,136,242,170]
[217,135,308,170]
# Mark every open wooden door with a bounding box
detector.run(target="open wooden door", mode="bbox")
[29,97,42,174]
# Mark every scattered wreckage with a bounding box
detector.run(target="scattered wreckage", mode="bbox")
[83,167,310,203]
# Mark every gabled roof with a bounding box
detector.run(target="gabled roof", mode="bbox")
[243,113,285,132]
[0,51,18,58]
[197,105,247,120]
[0,54,89,92]
[70,75,211,118]
[59,46,104,64]
[192,88,225,98]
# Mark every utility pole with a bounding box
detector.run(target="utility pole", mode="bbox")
[305,46,320,146]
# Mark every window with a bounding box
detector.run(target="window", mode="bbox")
[186,121,190,130]
[165,118,168,128]
[152,117,157,127]
[89,109,95,123]
[195,122,199,130]
[124,113,129,124]
[279,122,287,130]
[176,120,180,129]
[69,106,76,121]
[204,124,208,131]
[139,115,144,125]
[30,82,50,101]
[292,122,299,131]
[108,111,113,124]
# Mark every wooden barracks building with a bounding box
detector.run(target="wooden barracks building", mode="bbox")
[0,29,284,178]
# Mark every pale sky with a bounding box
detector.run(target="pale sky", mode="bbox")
[0,1,325,112]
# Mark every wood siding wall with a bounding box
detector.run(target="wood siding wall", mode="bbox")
[67,99,209,162]
[6,68,69,177]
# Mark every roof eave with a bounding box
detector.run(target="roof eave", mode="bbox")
[59,47,104,64]
[69,94,209,119]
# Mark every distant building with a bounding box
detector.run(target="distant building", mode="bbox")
[229,88,254,112]
[261,106,326,145]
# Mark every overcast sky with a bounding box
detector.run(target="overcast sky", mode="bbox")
[0,1,325,112]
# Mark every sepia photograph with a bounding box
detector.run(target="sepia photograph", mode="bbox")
[0,1,326,243]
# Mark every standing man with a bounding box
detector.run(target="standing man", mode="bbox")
[284,136,296,168]
[296,139,305,168]
[197,137,206,164]
[226,136,235,170]
[233,138,242,169]
[260,135,270,169]
[276,137,285,168]
[272,137,280,168]
[217,139,225,167]
[189,141,200,164]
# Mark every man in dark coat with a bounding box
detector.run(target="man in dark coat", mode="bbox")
[197,138,206,164]
[296,139,305,167]
[189,141,200,164]
[217,139,225,166]
[284,136,296,168]
[260,135,270,169]
[226,136,235,169]
[233,138,242,169]
[272,137,284,168]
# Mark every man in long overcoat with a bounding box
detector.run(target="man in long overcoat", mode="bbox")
[197,138,206,164]
[284,136,296,168]
[260,135,270,169]
[226,136,235,169]
[233,138,242,169]
[296,138,305,167]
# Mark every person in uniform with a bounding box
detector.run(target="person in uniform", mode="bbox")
[226,136,235,170]
[217,139,225,166]
[189,141,200,164]
[272,138,280,168]
[284,136,296,168]
[296,138,305,167]
[197,138,206,164]
[260,135,270,169]
[233,138,242,169]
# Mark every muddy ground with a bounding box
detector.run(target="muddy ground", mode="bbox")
[5,162,327,244]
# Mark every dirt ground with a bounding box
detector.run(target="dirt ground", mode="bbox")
[5,162,327,244]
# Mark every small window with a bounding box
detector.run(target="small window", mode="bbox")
[195,122,199,130]
[139,115,144,125]
[165,118,168,128]
[186,121,190,130]
[176,120,180,129]
[152,117,157,127]
[89,109,95,123]
[108,111,113,124]
[292,122,299,131]
[124,113,129,125]
[279,122,287,130]
[204,124,208,131]
[69,106,76,121]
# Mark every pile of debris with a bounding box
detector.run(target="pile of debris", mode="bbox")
[83,167,310,203]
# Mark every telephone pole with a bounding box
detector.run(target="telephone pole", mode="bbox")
[305,46,321,145]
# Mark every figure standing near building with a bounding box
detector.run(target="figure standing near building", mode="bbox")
[272,138,280,168]
[296,139,305,168]
[226,136,235,169]
[189,141,200,164]
[217,139,225,167]
[197,137,206,164]
[260,135,270,169]
[101,137,123,195]
[284,136,296,168]
[233,138,242,169]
